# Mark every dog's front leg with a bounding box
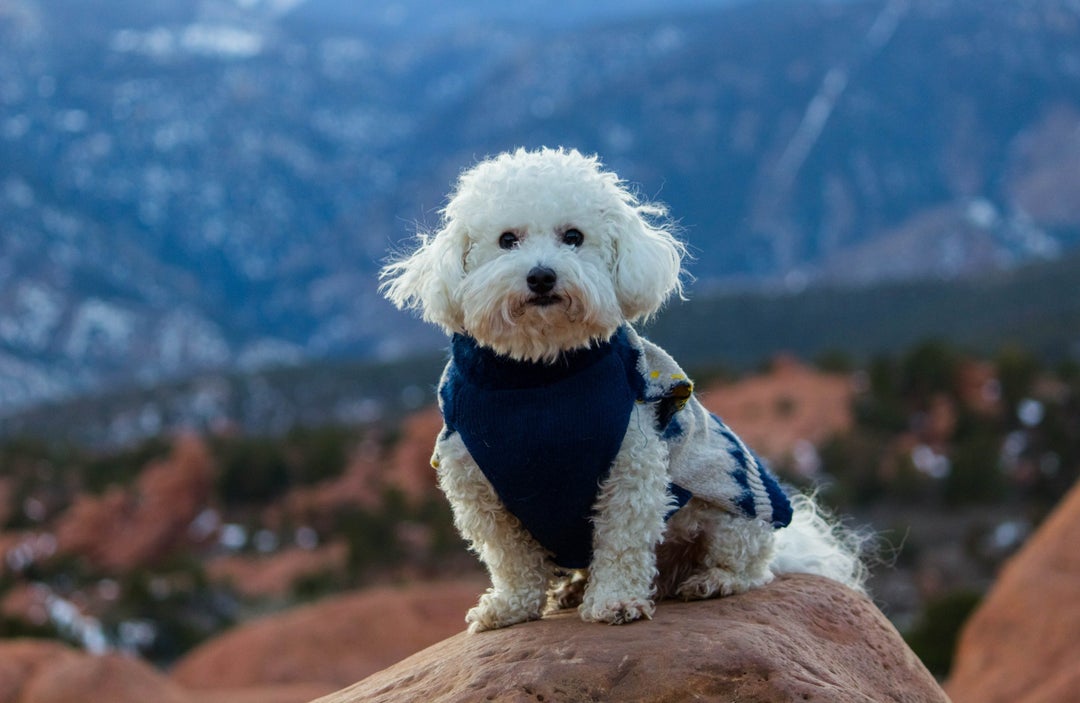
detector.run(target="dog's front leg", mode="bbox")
[580,405,670,624]
[434,431,552,633]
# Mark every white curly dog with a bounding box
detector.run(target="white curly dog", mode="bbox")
[382,147,864,632]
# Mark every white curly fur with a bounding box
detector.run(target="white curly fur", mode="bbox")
[382,147,684,362]
[382,147,865,631]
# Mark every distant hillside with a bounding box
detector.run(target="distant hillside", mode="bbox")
[0,354,445,448]
[647,250,1080,369]
[3,251,1076,447]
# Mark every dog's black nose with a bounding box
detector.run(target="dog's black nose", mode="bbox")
[526,266,557,294]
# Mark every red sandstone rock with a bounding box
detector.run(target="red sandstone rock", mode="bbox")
[387,406,443,502]
[16,649,190,703]
[0,640,331,703]
[171,580,483,691]
[0,477,13,528]
[312,574,947,703]
[53,435,215,572]
[271,447,385,529]
[190,685,336,703]
[946,480,1080,703]
[0,581,481,702]
[205,542,349,599]
[0,641,81,703]
[700,357,855,465]
[269,413,443,532]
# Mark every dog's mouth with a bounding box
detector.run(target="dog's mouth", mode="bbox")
[526,294,562,307]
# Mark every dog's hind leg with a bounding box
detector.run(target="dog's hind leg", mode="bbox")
[579,405,671,624]
[670,500,775,600]
[435,432,554,632]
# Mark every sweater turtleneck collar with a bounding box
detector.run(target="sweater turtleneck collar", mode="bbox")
[449,326,631,391]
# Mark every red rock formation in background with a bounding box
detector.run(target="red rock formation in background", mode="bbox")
[700,355,855,465]
[171,580,482,691]
[52,435,215,572]
[0,477,13,528]
[205,542,349,600]
[270,409,442,532]
[269,441,385,531]
[0,580,481,702]
[0,639,330,703]
[314,574,948,703]
[386,406,442,503]
[955,359,1002,417]
[946,480,1080,703]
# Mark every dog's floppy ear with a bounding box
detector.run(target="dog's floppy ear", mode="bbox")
[379,221,468,333]
[611,202,686,321]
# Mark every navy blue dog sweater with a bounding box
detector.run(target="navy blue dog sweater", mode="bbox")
[437,327,790,569]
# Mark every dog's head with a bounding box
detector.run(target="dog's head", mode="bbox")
[381,147,685,361]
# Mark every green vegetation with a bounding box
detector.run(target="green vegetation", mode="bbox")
[0,614,60,640]
[0,436,174,529]
[215,436,292,506]
[816,338,1078,514]
[109,560,236,665]
[795,338,1078,678]
[904,590,982,677]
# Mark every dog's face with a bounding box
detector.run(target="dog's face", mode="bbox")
[382,148,685,361]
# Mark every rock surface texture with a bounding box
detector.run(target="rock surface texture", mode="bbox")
[312,574,948,703]
[946,480,1080,703]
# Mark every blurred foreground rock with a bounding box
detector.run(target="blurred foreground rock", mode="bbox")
[946,480,1080,703]
[172,580,482,690]
[312,574,947,703]
[0,639,329,703]
[0,581,481,703]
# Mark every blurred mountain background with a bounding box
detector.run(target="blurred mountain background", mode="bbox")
[2,0,1079,436]
[1,1,1080,697]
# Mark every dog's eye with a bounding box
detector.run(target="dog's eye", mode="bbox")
[498,232,519,249]
[562,228,584,247]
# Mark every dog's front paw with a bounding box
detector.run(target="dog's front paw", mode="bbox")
[466,591,542,633]
[676,567,773,600]
[578,595,655,625]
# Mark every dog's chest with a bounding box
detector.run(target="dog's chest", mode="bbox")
[439,331,641,568]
